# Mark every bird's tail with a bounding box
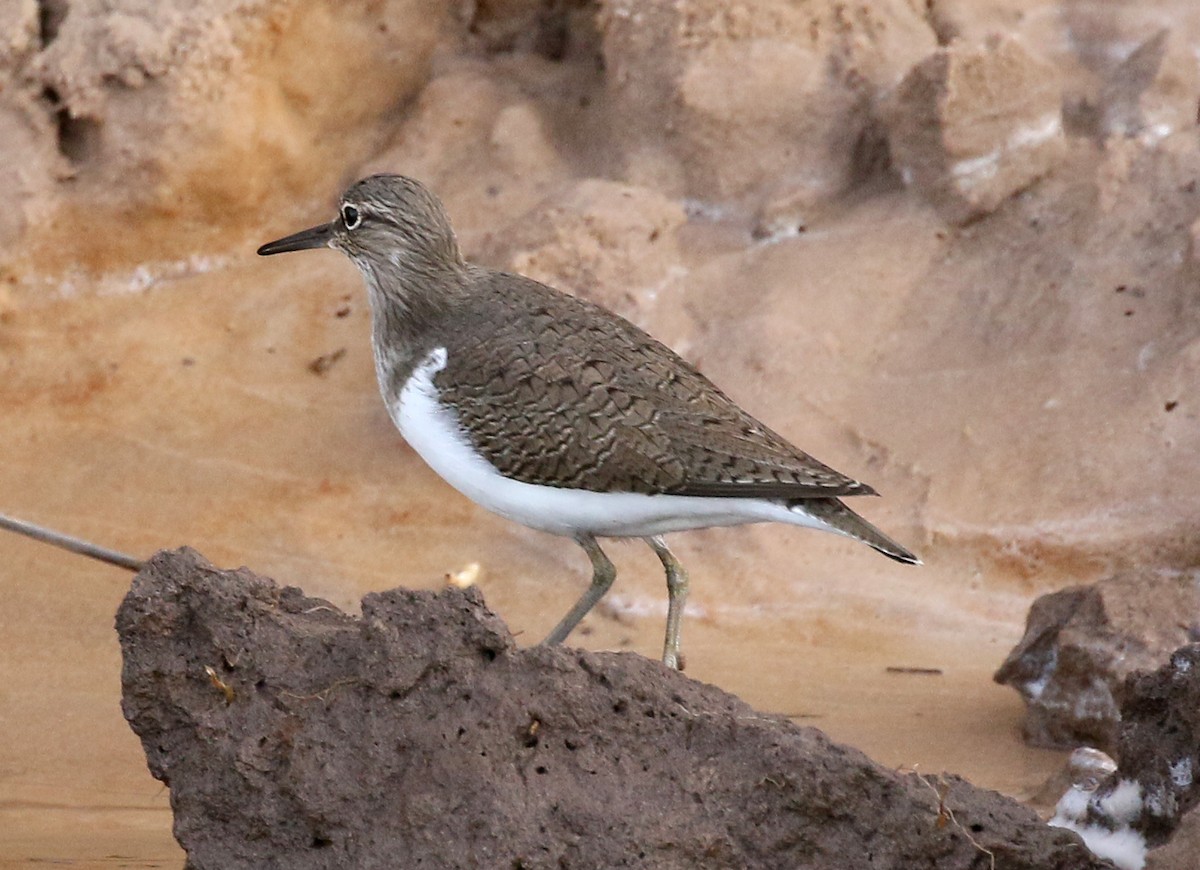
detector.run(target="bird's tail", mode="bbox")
[790,497,921,565]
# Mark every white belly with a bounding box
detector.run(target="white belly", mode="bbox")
[390,348,839,539]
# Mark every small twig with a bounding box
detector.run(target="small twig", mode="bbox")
[885,666,944,676]
[905,767,996,870]
[0,512,144,571]
[279,678,361,703]
[301,604,340,615]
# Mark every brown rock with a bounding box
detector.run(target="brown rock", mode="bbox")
[0,0,66,249]
[1049,645,1200,864]
[1094,29,1169,139]
[462,0,591,59]
[495,179,686,317]
[362,64,578,260]
[0,0,39,74]
[118,549,1107,869]
[1061,9,1200,144]
[1146,804,1200,869]
[597,0,936,210]
[995,569,1200,751]
[886,37,1066,224]
[0,100,64,251]
[14,0,449,278]
[1110,645,1200,846]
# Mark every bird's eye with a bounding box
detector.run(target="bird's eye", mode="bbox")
[341,204,362,230]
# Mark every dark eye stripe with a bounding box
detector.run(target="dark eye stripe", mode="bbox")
[342,204,361,230]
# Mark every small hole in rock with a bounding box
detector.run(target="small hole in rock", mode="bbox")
[41,88,100,165]
[59,115,101,164]
[535,765,547,775]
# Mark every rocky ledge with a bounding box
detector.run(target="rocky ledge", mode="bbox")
[117,549,1106,869]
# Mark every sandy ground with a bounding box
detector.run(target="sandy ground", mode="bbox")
[4,0,1200,865]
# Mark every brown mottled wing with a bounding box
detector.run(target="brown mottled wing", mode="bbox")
[436,272,875,499]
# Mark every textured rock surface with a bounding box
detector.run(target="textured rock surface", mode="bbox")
[886,36,1066,224]
[118,549,1107,869]
[928,0,1200,140]
[492,178,687,317]
[994,570,1200,751]
[596,0,936,209]
[463,0,593,57]
[0,0,65,248]
[1145,804,1200,870]
[5,0,448,275]
[1049,645,1200,866]
[1110,645,1200,846]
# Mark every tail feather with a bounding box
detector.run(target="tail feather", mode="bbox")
[790,497,921,565]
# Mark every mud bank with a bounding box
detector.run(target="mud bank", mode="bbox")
[118,549,1106,869]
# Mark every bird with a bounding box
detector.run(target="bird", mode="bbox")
[257,174,918,669]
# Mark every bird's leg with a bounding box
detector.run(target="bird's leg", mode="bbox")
[542,534,616,646]
[647,536,689,670]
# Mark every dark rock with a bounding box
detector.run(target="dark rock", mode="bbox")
[994,570,1200,751]
[1146,803,1200,869]
[1048,645,1200,866]
[118,548,1109,869]
[1114,645,1200,846]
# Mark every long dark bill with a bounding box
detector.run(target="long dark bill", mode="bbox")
[256,221,335,256]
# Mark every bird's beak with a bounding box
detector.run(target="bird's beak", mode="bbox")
[256,221,335,256]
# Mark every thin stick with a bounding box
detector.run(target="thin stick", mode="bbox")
[0,512,144,571]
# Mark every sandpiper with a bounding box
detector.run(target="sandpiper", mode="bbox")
[258,174,918,669]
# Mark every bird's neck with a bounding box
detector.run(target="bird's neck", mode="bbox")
[359,251,466,403]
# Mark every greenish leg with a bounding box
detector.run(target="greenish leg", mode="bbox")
[647,536,689,670]
[543,534,616,646]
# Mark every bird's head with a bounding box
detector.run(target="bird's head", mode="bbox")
[257,174,464,286]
